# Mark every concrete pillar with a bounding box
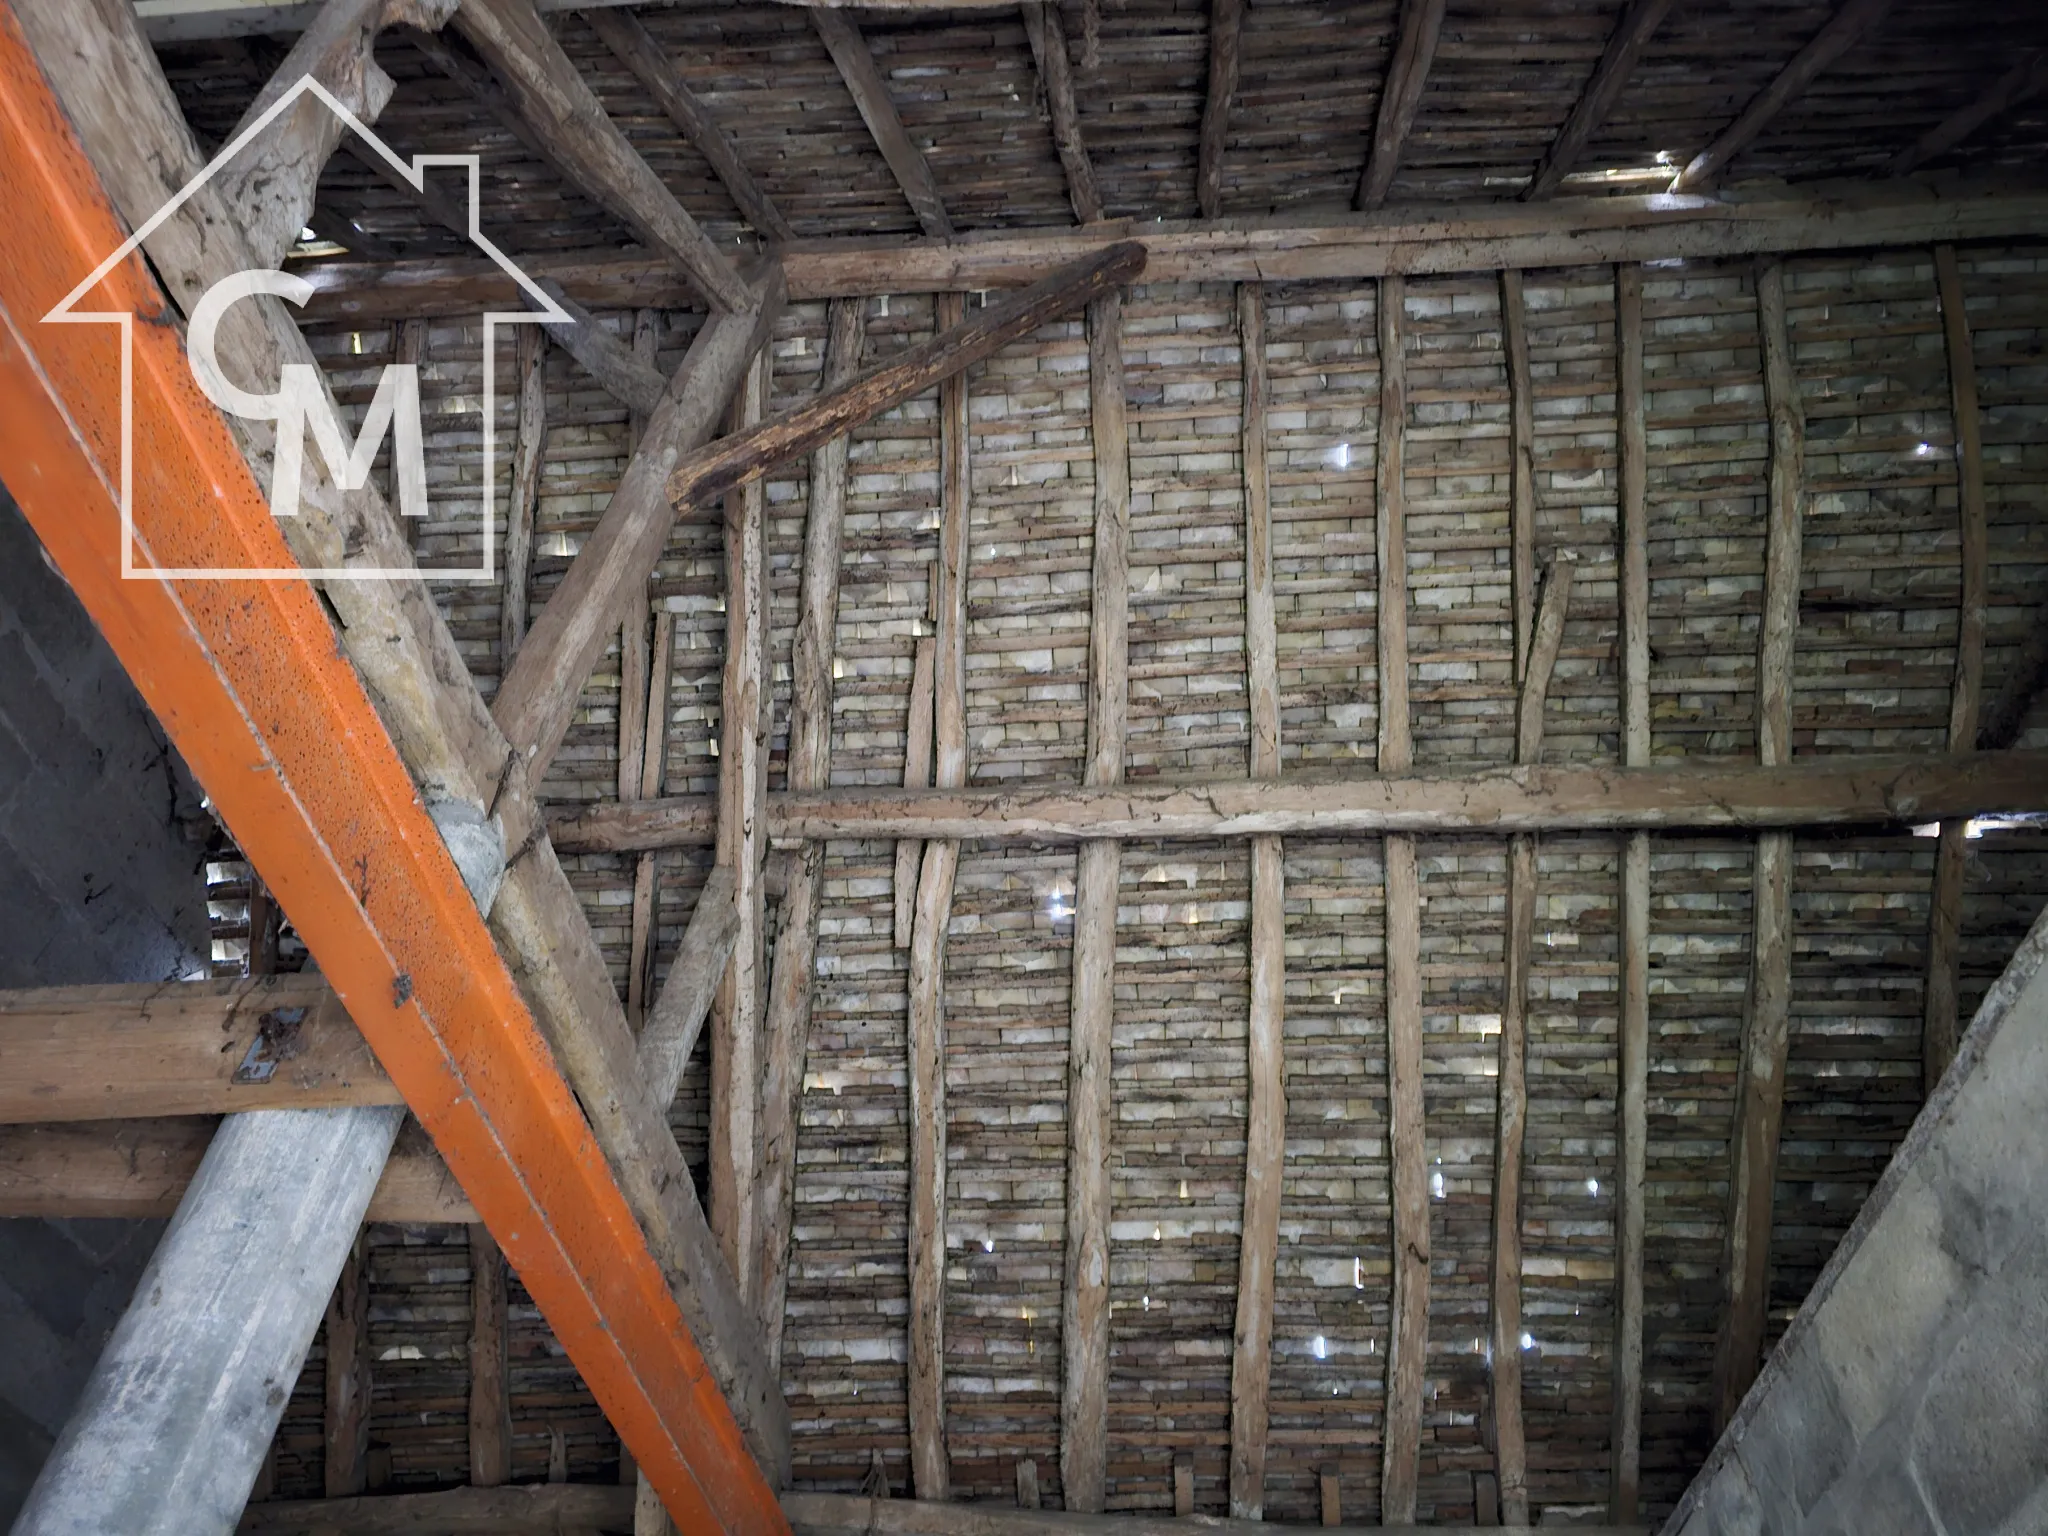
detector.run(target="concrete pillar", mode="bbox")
[12,800,503,1536]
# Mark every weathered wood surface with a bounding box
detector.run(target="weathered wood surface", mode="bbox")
[1377,268,1425,1526]
[1060,289,1129,1515]
[664,244,1145,516]
[711,351,772,1300]
[1672,0,1895,192]
[324,1231,374,1497]
[526,279,668,419]
[810,7,953,238]
[1713,258,1806,1431]
[625,611,676,1025]
[1228,280,1284,1522]
[1356,0,1447,210]
[237,1484,637,1534]
[756,296,867,1368]
[583,5,792,241]
[450,0,752,311]
[0,1118,474,1223]
[894,637,937,947]
[468,1223,512,1488]
[499,323,547,665]
[493,289,781,784]
[1923,244,1988,1091]
[219,0,458,269]
[0,975,397,1123]
[1502,267,1536,668]
[547,751,2048,850]
[906,289,972,1503]
[298,188,2048,317]
[233,1484,1654,1535]
[1611,260,1650,1526]
[1022,1,1101,224]
[1197,0,1244,219]
[1888,49,2048,177]
[1490,556,1574,1526]
[1524,0,1676,198]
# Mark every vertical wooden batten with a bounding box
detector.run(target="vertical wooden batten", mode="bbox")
[1488,267,1565,1522]
[1491,551,1574,1527]
[1611,261,1652,1524]
[711,349,772,1298]
[1922,245,1987,1091]
[1228,281,1286,1521]
[1376,273,1428,1525]
[1197,0,1245,219]
[500,325,547,669]
[757,296,869,1367]
[907,291,973,1502]
[469,1223,512,1489]
[1061,287,1130,1515]
[323,1231,373,1498]
[1712,258,1806,1429]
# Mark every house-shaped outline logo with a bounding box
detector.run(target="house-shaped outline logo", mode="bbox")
[43,73,570,582]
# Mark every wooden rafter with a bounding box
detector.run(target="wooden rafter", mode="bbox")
[1671,0,1894,193]
[1059,286,1130,1515]
[756,296,870,1369]
[811,7,955,238]
[583,6,795,242]
[451,0,755,311]
[1711,258,1806,1430]
[906,290,974,1502]
[1922,245,1989,1092]
[1523,0,1675,200]
[712,350,774,1302]
[4,0,793,1491]
[1980,609,2048,753]
[1356,0,1448,211]
[1197,0,1244,219]
[1376,273,1428,1524]
[1226,281,1284,1521]
[221,0,460,269]
[625,611,677,1026]
[1610,260,1651,1525]
[1888,50,2048,178]
[1022,1,1103,223]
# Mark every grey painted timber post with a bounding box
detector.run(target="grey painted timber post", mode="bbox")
[12,801,504,1536]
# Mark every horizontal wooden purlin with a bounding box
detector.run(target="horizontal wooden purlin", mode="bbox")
[230,1485,1650,1535]
[0,975,398,1124]
[0,1118,474,1224]
[294,183,2048,321]
[546,751,2048,850]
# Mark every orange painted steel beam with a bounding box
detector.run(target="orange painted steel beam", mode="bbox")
[0,12,786,1535]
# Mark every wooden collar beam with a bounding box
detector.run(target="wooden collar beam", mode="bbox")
[296,183,2048,319]
[546,750,2048,850]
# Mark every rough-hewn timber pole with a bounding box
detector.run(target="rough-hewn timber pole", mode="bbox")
[1711,257,1806,1430]
[1060,287,1130,1515]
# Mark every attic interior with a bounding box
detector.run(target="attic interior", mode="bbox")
[0,0,2046,1532]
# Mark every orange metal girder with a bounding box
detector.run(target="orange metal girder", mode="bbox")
[0,11,786,1534]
